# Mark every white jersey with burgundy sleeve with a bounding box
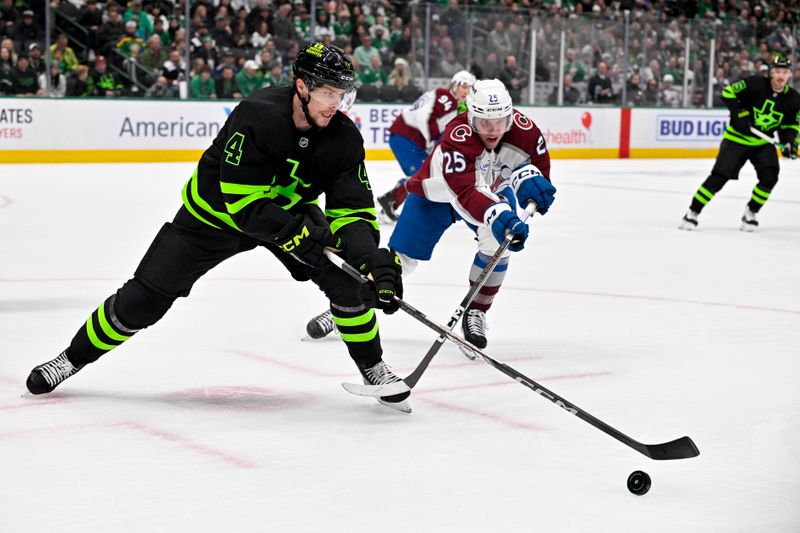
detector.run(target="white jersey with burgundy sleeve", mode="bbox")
[388,87,460,150]
[405,109,551,227]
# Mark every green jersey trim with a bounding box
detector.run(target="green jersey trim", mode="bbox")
[325,207,379,233]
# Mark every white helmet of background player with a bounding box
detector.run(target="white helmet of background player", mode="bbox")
[466,79,513,135]
[450,70,476,102]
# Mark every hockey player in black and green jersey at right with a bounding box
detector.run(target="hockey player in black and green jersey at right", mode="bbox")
[25,42,411,413]
[679,53,800,232]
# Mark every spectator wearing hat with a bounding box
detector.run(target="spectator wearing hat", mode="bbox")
[291,1,311,42]
[192,34,218,71]
[38,61,67,97]
[50,34,79,73]
[215,64,241,99]
[235,59,263,98]
[213,47,237,78]
[210,15,236,50]
[262,61,288,88]
[660,74,681,107]
[190,64,216,99]
[87,55,123,97]
[116,20,145,58]
[26,42,45,75]
[13,9,39,54]
[387,57,410,91]
[11,54,37,95]
[124,0,153,41]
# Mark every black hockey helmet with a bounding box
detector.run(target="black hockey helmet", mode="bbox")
[769,52,792,71]
[292,42,355,92]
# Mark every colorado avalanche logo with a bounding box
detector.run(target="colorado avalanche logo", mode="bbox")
[450,124,472,142]
[513,111,533,131]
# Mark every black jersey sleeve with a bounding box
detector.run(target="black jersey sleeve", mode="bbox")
[321,122,380,264]
[216,100,295,241]
[779,92,800,144]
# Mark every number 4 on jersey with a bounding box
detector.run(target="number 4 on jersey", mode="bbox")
[225,132,246,166]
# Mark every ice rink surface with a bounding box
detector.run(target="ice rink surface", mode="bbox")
[1,158,798,532]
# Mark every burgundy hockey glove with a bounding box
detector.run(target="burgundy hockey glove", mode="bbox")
[357,249,403,314]
[272,212,343,268]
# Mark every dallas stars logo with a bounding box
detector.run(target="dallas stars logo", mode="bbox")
[753,100,783,130]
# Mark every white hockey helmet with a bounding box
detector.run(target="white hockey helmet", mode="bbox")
[466,79,513,135]
[450,70,476,88]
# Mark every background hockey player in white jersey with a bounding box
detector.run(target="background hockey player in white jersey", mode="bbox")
[374,70,476,224]
[308,79,556,354]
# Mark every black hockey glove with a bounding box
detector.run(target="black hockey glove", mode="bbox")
[272,212,343,269]
[357,249,403,314]
[729,109,753,134]
[782,141,798,160]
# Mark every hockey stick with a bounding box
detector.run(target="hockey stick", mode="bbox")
[749,126,782,148]
[401,200,537,380]
[326,251,700,461]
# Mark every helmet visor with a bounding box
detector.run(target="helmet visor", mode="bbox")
[310,86,357,112]
[471,115,513,135]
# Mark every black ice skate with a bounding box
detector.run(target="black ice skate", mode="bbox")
[306,309,337,339]
[678,209,699,231]
[376,190,399,224]
[359,360,411,413]
[459,309,488,360]
[740,208,759,232]
[26,349,83,395]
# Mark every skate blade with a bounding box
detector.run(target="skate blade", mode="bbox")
[342,380,411,397]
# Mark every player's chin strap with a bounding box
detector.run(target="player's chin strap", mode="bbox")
[293,80,320,130]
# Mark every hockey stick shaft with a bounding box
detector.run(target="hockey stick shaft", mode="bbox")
[402,201,537,388]
[326,251,700,461]
[749,126,783,148]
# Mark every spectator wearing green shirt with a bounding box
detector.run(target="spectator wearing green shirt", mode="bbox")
[263,62,289,88]
[235,60,264,98]
[116,20,145,58]
[215,65,241,99]
[563,48,587,82]
[139,34,168,79]
[358,55,387,88]
[123,0,153,40]
[191,65,216,99]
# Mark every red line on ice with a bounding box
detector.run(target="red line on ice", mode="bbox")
[415,371,611,394]
[415,397,548,431]
[226,349,350,377]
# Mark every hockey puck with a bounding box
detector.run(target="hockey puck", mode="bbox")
[627,470,651,495]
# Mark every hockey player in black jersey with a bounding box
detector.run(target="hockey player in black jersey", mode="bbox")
[679,53,800,232]
[26,42,411,413]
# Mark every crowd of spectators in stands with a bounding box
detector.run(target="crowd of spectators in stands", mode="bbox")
[1,0,800,107]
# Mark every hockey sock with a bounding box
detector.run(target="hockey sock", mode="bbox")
[393,178,409,207]
[467,252,509,312]
[67,295,139,366]
[689,174,728,213]
[331,305,382,367]
[748,169,778,213]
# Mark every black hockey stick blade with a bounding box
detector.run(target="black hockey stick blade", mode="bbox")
[641,436,700,460]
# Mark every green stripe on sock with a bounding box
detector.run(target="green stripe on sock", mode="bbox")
[86,316,117,351]
[751,193,767,205]
[331,309,375,327]
[97,304,130,342]
[753,186,770,199]
[338,321,379,343]
[693,192,710,205]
